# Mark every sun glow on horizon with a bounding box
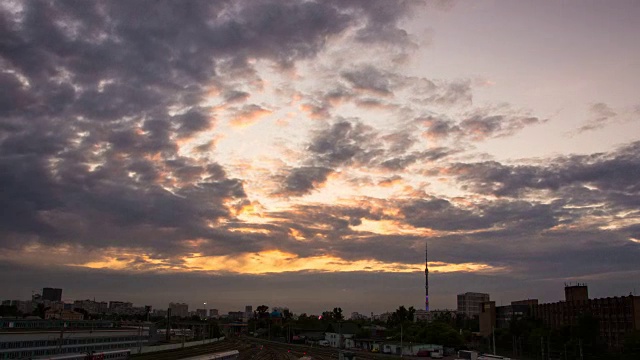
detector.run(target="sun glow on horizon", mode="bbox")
[41,248,507,275]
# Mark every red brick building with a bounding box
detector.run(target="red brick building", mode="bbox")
[531,285,640,349]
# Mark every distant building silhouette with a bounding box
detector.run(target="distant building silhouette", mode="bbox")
[42,287,62,302]
[209,308,219,318]
[169,302,189,318]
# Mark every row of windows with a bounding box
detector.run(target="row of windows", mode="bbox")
[0,320,115,330]
[0,342,132,359]
[0,336,141,349]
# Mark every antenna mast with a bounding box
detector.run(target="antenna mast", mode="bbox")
[425,241,429,312]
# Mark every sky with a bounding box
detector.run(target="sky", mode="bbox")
[1,0,639,315]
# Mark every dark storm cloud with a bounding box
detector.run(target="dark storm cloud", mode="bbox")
[400,197,560,232]
[278,166,334,197]
[449,141,640,198]
[380,147,456,170]
[279,118,460,195]
[261,140,640,274]
[307,120,383,167]
[174,108,212,137]
[0,0,426,253]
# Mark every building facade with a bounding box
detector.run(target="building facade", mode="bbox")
[44,309,84,321]
[169,302,189,318]
[0,320,152,359]
[531,285,640,349]
[457,292,490,317]
[495,302,535,329]
[73,299,108,314]
[479,301,496,336]
[209,309,219,318]
[196,309,207,319]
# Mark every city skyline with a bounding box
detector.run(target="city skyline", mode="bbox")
[1,1,639,314]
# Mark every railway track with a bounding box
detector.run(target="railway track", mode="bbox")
[243,337,399,360]
[132,338,249,360]
[132,336,400,360]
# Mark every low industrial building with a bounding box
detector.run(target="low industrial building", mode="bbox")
[0,318,155,359]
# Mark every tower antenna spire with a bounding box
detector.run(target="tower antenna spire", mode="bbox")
[425,240,429,312]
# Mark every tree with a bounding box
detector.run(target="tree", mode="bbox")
[623,330,640,360]
[575,313,602,355]
[31,303,48,319]
[0,305,18,317]
[387,305,415,327]
[283,308,293,321]
[73,307,90,319]
[256,305,269,319]
[332,307,344,321]
[423,321,464,348]
[207,319,222,339]
[433,311,454,325]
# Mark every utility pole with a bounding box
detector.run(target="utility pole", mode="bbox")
[579,339,583,360]
[547,336,550,360]
[492,327,496,355]
[541,337,544,360]
[338,320,343,360]
[58,320,65,354]
[138,323,143,354]
[400,323,403,358]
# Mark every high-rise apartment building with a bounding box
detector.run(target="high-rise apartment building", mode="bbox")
[42,288,62,302]
[169,302,189,318]
[457,292,490,317]
[196,308,207,319]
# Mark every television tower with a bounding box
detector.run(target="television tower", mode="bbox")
[425,241,429,312]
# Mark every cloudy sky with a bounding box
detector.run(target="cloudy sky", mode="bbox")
[1,0,639,315]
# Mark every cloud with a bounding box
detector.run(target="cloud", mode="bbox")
[174,108,213,137]
[425,80,472,106]
[223,90,251,104]
[448,141,640,198]
[460,111,544,140]
[342,66,393,96]
[1,0,638,313]
[381,147,456,170]
[578,102,618,133]
[307,120,383,167]
[228,104,272,128]
[277,166,334,196]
